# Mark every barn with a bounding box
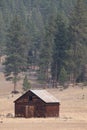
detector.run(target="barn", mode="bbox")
[14,89,60,118]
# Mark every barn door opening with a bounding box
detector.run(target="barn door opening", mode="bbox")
[25,105,34,118]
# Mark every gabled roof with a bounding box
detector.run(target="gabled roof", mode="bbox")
[30,89,60,103]
[14,89,60,103]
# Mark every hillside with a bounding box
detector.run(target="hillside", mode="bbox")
[0,0,83,50]
[0,0,87,86]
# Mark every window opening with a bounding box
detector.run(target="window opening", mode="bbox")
[29,96,32,101]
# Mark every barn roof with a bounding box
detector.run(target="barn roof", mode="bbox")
[30,89,60,103]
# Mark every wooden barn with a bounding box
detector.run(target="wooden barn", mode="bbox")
[14,89,60,118]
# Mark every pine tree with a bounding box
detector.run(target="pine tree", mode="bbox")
[68,0,87,83]
[38,13,57,82]
[51,14,68,87]
[0,11,6,61]
[23,75,31,91]
[59,67,68,87]
[4,15,28,93]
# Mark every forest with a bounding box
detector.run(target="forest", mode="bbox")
[0,0,87,90]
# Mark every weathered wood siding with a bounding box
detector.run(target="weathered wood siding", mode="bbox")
[14,90,60,118]
[15,91,46,117]
[45,103,59,117]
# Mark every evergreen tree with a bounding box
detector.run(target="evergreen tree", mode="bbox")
[38,13,57,82]
[38,38,52,82]
[0,11,6,61]
[59,67,68,87]
[23,75,31,91]
[51,14,68,87]
[4,15,28,93]
[68,0,87,83]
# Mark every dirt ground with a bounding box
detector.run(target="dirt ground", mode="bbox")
[0,72,87,130]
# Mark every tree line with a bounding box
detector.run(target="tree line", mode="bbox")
[0,0,87,91]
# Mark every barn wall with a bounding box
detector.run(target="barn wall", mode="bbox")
[45,103,60,117]
[14,91,60,118]
[15,91,46,118]
[15,104,25,117]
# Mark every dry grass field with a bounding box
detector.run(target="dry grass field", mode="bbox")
[0,72,87,130]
